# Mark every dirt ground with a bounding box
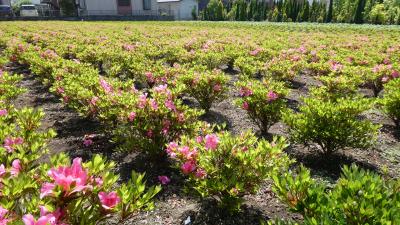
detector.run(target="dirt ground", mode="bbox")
[7,63,400,225]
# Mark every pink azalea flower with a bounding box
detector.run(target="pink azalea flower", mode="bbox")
[56,87,64,95]
[242,101,249,110]
[10,159,21,176]
[99,79,112,93]
[382,76,390,83]
[162,120,171,136]
[330,61,343,72]
[90,96,99,106]
[181,161,196,175]
[145,72,154,83]
[98,191,120,210]
[166,142,178,158]
[0,109,7,117]
[177,113,185,123]
[249,48,262,56]
[392,70,399,79]
[165,99,176,111]
[62,96,69,103]
[128,112,136,122]
[22,214,54,225]
[3,137,24,153]
[196,136,203,143]
[83,138,93,147]
[195,168,207,179]
[94,177,103,186]
[0,164,6,177]
[154,84,168,93]
[239,87,253,97]
[158,175,171,185]
[122,44,135,51]
[138,93,147,108]
[0,205,8,219]
[146,129,154,138]
[383,58,391,65]
[0,207,8,225]
[204,134,219,150]
[291,55,301,62]
[372,64,382,73]
[150,99,158,110]
[213,84,222,92]
[40,182,56,199]
[179,146,192,159]
[267,91,278,102]
[47,158,91,195]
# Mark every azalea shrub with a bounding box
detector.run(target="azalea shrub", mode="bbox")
[317,73,362,99]
[0,108,161,225]
[178,67,230,112]
[381,78,400,127]
[271,164,400,225]
[0,70,25,106]
[1,153,161,225]
[364,63,400,97]
[115,84,203,156]
[166,131,291,212]
[283,88,380,155]
[235,79,289,134]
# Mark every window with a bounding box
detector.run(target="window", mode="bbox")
[118,0,131,7]
[143,0,151,10]
[21,5,36,10]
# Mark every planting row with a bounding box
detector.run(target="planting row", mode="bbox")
[0,22,400,224]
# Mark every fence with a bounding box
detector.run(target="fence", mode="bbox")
[0,9,175,21]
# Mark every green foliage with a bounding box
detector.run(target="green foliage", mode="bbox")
[178,67,230,112]
[283,88,380,155]
[168,131,291,213]
[0,71,25,106]
[117,171,161,220]
[272,164,400,224]
[201,0,226,21]
[235,78,289,134]
[11,0,32,15]
[381,78,400,127]
[59,0,76,16]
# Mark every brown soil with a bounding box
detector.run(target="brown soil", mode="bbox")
[7,62,400,225]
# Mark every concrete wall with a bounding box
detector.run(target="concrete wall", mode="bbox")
[131,0,159,12]
[158,0,196,20]
[85,0,118,15]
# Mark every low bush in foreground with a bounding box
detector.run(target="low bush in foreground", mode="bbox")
[0,107,161,225]
[271,164,400,225]
[167,131,291,213]
[283,88,380,155]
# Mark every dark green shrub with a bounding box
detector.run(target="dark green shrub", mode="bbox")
[272,164,400,225]
[283,88,380,155]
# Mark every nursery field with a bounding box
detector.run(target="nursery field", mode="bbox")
[0,21,400,225]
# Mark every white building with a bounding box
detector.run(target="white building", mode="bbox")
[77,0,196,20]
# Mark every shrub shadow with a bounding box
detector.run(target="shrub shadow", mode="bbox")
[181,198,267,225]
[381,124,400,141]
[287,145,380,180]
[199,110,233,131]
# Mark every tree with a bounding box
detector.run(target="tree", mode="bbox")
[354,0,366,23]
[327,0,333,22]
[59,0,77,16]
[11,0,32,16]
